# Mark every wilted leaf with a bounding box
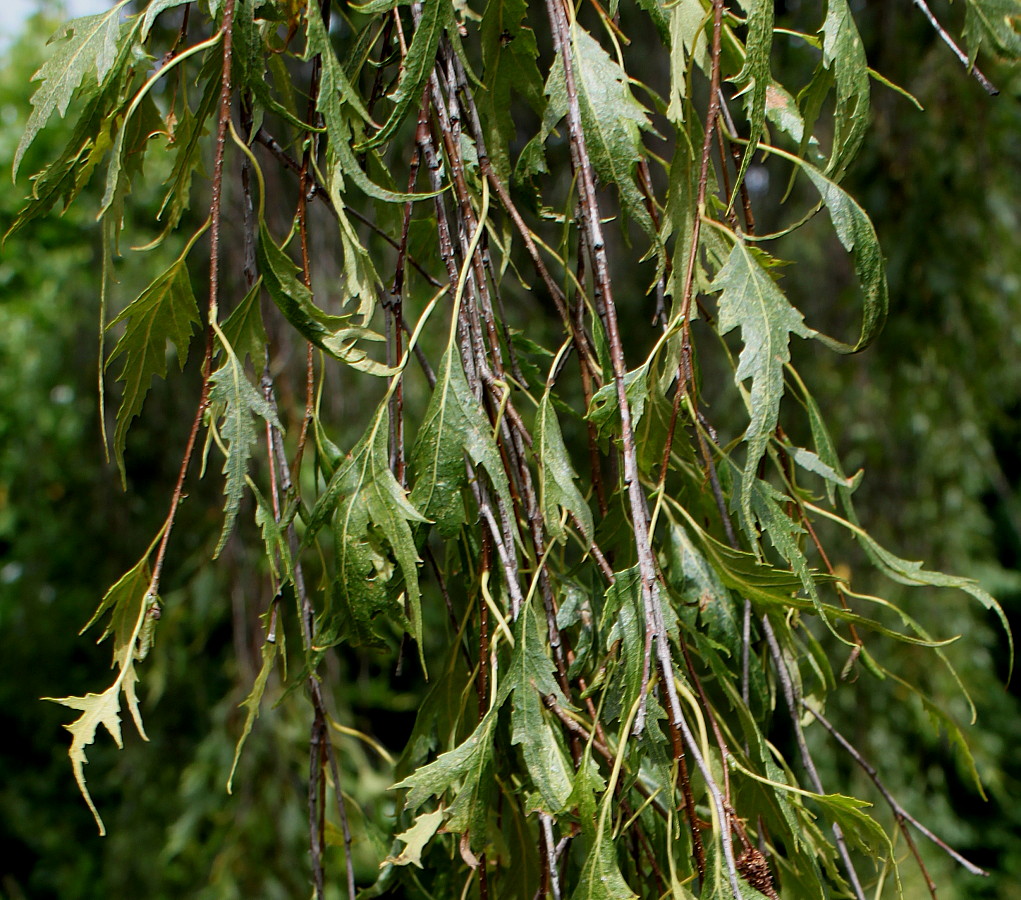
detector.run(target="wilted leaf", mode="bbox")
[384,808,445,868]
[46,551,155,835]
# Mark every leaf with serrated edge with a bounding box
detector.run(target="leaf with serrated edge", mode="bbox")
[358,0,448,150]
[141,0,193,40]
[665,0,709,123]
[964,0,1021,59]
[106,242,201,480]
[45,550,156,835]
[568,754,637,900]
[801,163,888,352]
[220,278,268,367]
[570,24,657,242]
[307,411,428,657]
[410,349,512,537]
[480,0,544,180]
[730,0,774,200]
[500,602,573,812]
[536,392,593,544]
[711,241,812,534]
[821,0,870,179]
[15,2,129,176]
[393,712,497,846]
[208,347,281,557]
[304,0,371,129]
[384,808,445,868]
[227,639,278,793]
[257,222,393,375]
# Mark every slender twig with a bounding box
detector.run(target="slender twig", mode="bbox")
[805,702,988,880]
[541,813,562,900]
[148,0,238,596]
[762,618,867,900]
[251,127,444,289]
[911,0,998,95]
[265,388,357,900]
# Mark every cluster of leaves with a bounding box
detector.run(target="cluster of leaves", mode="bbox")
[11,0,1020,897]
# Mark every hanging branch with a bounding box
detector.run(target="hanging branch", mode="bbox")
[24,0,1016,896]
[804,702,988,882]
[910,0,998,94]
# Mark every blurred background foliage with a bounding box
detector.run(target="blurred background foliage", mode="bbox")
[1,1,1019,897]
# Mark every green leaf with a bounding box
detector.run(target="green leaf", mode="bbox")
[599,567,646,722]
[480,0,545,181]
[227,639,278,793]
[800,160,888,353]
[220,278,269,368]
[813,502,1013,670]
[307,414,428,655]
[358,0,449,150]
[410,349,512,537]
[710,241,811,531]
[730,0,774,200]
[568,755,638,900]
[106,243,201,480]
[8,15,141,239]
[568,24,657,242]
[207,347,282,557]
[155,52,220,239]
[256,222,393,375]
[330,133,439,204]
[393,712,497,844]
[586,363,650,441]
[141,0,194,40]
[536,392,593,544]
[666,524,741,654]
[820,0,870,178]
[502,602,573,813]
[789,446,861,498]
[665,0,709,124]
[15,2,129,176]
[964,0,1021,59]
[304,0,372,130]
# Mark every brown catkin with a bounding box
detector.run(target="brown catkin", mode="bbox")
[736,846,779,899]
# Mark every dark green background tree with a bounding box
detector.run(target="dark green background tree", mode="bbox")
[1,0,1019,897]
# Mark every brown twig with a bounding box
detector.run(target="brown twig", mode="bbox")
[251,127,444,289]
[149,0,238,596]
